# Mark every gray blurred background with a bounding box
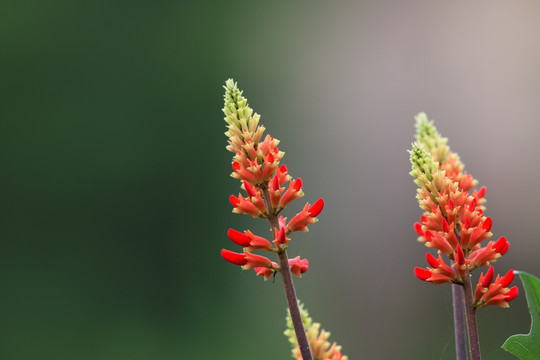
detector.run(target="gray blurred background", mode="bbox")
[2,1,540,359]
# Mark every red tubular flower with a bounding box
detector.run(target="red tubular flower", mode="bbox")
[254,265,278,280]
[474,268,517,308]
[308,198,325,217]
[286,203,320,234]
[481,266,494,288]
[244,230,273,252]
[279,178,304,209]
[243,181,258,198]
[243,252,273,270]
[275,226,288,245]
[227,228,251,246]
[230,193,267,218]
[221,249,247,266]
[414,267,432,281]
[289,256,309,277]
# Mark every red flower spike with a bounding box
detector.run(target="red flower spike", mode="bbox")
[482,217,493,232]
[243,181,257,198]
[426,253,439,268]
[308,198,325,217]
[289,256,309,277]
[442,218,450,233]
[227,228,251,246]
[505,286,519,302]
[481,267,494,288]
[500,269,514,288]
[221,249,247,266]
[414,222,424,236]
[414,267,432,281]
[229,195,240,207]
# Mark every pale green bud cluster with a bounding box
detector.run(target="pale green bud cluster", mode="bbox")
[284,301,312,348]
[409,142,438,186]
[414,112,449,163]
[223,79,262,143]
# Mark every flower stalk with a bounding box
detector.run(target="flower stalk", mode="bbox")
[220,79,325,360]
[262,186,313,360]
[409,113,517,360]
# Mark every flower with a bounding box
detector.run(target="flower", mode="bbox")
[409,113,516,308]
[221,79,324,280]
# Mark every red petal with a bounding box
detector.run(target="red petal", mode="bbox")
[243,181,257,198]
[293,178,303,191]
[493,237,507,253]
[232,161,240,172]
[426,253,439,268]
[227,228,251,247]
[267,152,274,163]
[424,231,434,242]
[229,195,240,207]
[481,266,494,288]
[277,226,287,244]
[279,164,287,173]
[414,222,424,236]
[468,199,477,212]
[505,286,519,302]
[455,244,465,266]
[270,175,280,191]
[442,218,450,233]
[500,241,510,255]
[414,267,432,282]
[308,198,324,217]
[221,249,247,266]
[478,186,486,198]
[500,269,514,288]
[482,217,493,232]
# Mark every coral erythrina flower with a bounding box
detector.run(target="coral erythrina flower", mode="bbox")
[409,113,517,308]
[220,79,323,281]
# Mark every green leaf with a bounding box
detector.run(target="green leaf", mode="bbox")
[502,272,540,359]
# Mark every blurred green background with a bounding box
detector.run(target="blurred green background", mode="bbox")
[2,1,540,359]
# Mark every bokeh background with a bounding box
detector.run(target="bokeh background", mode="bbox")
[2,1,540,359]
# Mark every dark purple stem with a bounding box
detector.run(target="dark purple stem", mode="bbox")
[262,187,313,360]
[452,283,468,360]
[463,272,481,360]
